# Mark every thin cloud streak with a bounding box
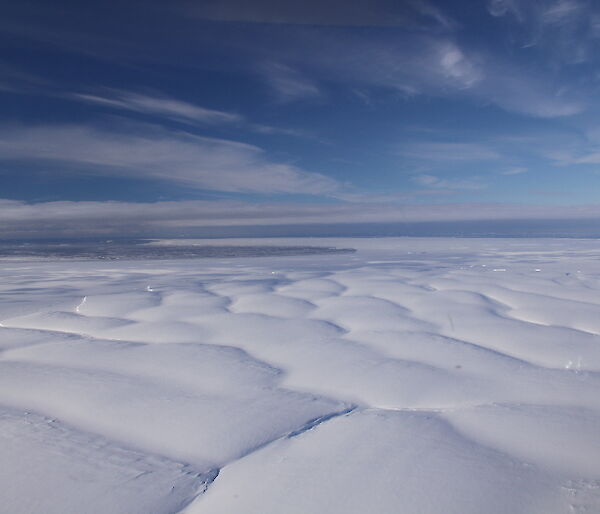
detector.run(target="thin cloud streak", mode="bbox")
[72,90,243,125]
[398,142,500,161]
[0,123,339,195]
[412,174,485,190]
[262,63,322,102]
[189,0,455,29]
[2,198,600,238]
[502,167,528,175]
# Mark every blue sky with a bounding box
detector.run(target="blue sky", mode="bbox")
[2,0,600,237]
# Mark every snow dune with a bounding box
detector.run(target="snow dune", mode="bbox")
[1,237,600,513]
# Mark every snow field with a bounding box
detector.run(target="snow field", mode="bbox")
[1,237,600,513]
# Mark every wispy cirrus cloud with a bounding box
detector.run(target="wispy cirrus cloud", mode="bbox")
[0,123,339,195]
[492,125,600,166]
[190,0,455,29]
[3,0,587,119]
[487,0,600,63]
[502,167,528,175]
[478,67,584,117]
[268,28,582,118]
[398,141,500,161]
[412,174,485,190]
[302,34,483,96]
[574,152,600,164]
[72,90,243,125]
[262,62,322,102]
[8,83,313,140]
[0,60,56,93]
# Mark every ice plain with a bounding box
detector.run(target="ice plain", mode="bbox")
[1,237,600,513]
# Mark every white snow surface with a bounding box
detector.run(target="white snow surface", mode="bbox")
[1,237,600,513]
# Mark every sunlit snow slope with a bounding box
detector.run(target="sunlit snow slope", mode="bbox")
[1,237,600,513]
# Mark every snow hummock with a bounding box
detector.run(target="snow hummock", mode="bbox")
[1,237,600,513]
